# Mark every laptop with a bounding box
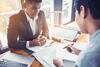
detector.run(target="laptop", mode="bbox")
[0,59,28,67]
[52,27,80,41]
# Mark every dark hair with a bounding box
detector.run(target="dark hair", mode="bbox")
[75,0,100,19]
[25,0,42,3]
[21,0,42,8]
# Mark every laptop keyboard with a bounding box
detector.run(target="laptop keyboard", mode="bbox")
[0,59,28,67]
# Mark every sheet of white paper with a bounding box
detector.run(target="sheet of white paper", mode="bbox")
[32,46,56,67]
[31,41,77,67]
[29,40,54,52]
[56,48,78,62]
[73,43,89,50]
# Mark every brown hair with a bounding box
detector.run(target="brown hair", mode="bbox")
[21,0,42,8]
[25,0,42,3]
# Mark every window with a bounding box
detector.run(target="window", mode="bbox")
[62,0,75,24]
[41,0,75,26]
[0,0,21,13]
[0,17,7,48]
[41,0,51,25]
[41,0,75,37]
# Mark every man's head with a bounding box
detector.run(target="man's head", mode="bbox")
[75,0,100,34]
[23,0,42,19]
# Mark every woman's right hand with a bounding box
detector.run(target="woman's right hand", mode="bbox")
[65,45,81,55]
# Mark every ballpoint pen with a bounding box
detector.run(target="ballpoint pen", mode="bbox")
[45,41,54,47]
[63,43,74,52]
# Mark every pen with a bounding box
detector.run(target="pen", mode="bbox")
[63,43,74,49]
[63,43,74,52]
[45,41,54,47]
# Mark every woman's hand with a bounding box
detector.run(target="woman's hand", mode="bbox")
[65,45,81,55]
[53,58,63,67]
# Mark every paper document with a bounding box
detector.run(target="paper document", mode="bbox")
[32,46,56,67]
[29,40,54,52]
[51,42,78,62]
[30,41,78,67]
[56,48,78,62]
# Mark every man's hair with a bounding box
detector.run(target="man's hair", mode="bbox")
[21,0,42,8]
[25,0,42,3]
[75,0,100,19]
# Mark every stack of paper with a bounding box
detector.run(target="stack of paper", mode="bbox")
[32,47,56,67]
[31,41,78,67]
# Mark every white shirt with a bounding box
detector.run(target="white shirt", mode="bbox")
[25,12,39,47]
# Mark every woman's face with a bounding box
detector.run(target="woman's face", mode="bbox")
[75,7,88,33]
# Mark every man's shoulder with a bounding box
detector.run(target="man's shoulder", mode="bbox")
[10,10,25,20]
[10,12,19,18]
[38,10,45,16]
[39,10,44,14]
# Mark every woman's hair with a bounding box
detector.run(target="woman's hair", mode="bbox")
[75,0,100,19]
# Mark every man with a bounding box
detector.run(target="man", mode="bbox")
[7,0,48,54]
[54,0,100,67]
